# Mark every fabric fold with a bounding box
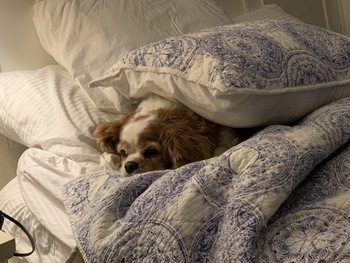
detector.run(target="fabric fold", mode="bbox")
[63,97,350,262]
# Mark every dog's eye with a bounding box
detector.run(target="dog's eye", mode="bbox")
[144,147,159,158]
[118,149,127,157]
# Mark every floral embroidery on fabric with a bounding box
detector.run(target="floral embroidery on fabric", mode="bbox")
[121,21,350,91]
[63,97,350,262]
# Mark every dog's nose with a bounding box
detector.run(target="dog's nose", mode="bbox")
[124,161,139,174]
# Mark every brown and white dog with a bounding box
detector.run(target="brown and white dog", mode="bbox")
[94,95,241,176]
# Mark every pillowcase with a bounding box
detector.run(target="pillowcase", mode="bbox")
[0,0,56,71]
[0,65,121,161]
[90,21,350,127]
[232,4,301,23]
[33,0,232,112]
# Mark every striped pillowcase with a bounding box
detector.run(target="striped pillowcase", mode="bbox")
[0,65,121,159]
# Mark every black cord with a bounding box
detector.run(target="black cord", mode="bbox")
[0,210,35,257]
[0,211,3,229]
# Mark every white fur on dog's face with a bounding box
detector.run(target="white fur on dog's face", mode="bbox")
[93,95,237,176]
[116,114,170,176]
[119,115,155,160]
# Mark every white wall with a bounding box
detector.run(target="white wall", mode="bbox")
[0,134,26,190]
[0,0,56,72]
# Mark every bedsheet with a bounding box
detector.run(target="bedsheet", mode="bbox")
[0,178,73,263]
[4,148,117,263]
[62,97,350,262]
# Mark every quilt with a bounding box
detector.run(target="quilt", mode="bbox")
[63,97,350,263]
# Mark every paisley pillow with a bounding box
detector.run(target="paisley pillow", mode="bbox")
[90,21,350,127]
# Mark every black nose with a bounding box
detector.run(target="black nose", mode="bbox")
[124,161,139,174]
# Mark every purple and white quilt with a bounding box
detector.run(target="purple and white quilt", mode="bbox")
[63,97,350,262]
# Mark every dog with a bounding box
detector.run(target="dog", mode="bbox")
[94,95,241,176]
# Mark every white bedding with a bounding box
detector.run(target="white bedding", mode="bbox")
[0,148,117,262]
[33,0,232,111]
[1,1,348,262]
[0,178,72,263]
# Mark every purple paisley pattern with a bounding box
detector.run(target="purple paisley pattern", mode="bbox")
[120,21,350,91]
[63,97,350,262]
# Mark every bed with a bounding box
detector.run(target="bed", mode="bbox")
[0,0,350,262]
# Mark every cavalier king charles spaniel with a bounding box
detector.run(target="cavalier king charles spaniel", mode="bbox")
[94,95,241,176]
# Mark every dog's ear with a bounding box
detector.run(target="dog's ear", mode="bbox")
[93,115,131,153]
[159,118,217,168]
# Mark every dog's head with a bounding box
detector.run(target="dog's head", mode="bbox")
[94,107,217,176]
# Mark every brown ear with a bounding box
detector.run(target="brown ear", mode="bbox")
[93,115,131,153]
[159,118,217,168]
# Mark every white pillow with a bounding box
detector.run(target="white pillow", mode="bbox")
[0,65,121,160]
[0,0,56,71]
[232,4,301,23]
[90,21,350,127]
[33,0,232,112]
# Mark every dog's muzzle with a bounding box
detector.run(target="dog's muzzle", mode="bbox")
[124,161,139,174]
